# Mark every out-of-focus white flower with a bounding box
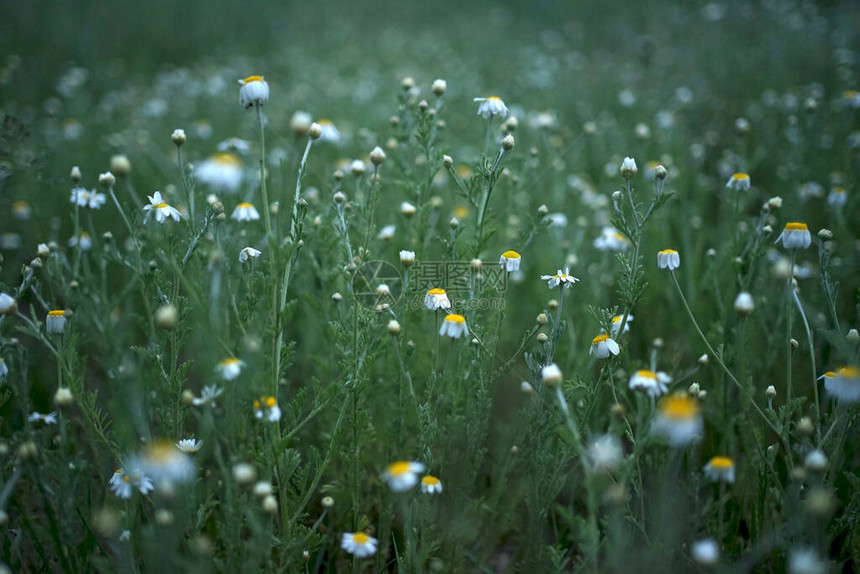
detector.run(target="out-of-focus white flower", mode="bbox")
[734,292,755,314]
[788,547,827,574]
[217,137,251,154]
[420,475,443,494]
[726,173,751,191]
[238,75,269,109]
[70,187,91,207]
[195,153,243,194]
[593,227,629,252]
[109,468,154,499]
[28,411,58,424]
[231,202,260,222]
[587,434,622,473]
[12,200,31,220]
[703,456,735,483]
[381,461,425,492]
[216,358,244,380]
[608,314,633,336]
[68,231,92,251]
[541,363,563,385]
[253,396,282,422]
[239,247,262,263]
[176,439,203,453]
[0,293,17,315]
[132,440,195,486]
[341,532,378,558]
[629,370,671,397]
[439,314,468,339]
[827,187,847,208]
[191,385,223,407]
[821,365,860,403]
[474,96,508,119]
[377,224,396,240]
[316,119,341,143]
[0,357,8,379]
[691,538,719,565]
[652,393,703,447]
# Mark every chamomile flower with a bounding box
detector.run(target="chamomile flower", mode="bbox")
[703,456,735,483]
[68,231,92,251]
[0,293,16,314]
[195,152,243,194]
[176,439,203,453]
[827,187,847,208]
[424,288,451,311]
[143,191,181,223]
[421,475,443,494]
[382,460,425,492]
[499,250,522,272]
[12,200,31,220]
[540,267,579,289]
[191,385,223,407]
[726,173,751,191]
[69,187,90,207]
[775,222,812,249]
[439,314,468,339]
[239,246,262,263]
[46,310,67,334]
[316,119,341,143]
[377,224,396,240]
[238,75,269,109]
[820,365,860,402]
[657,249,680,270]
[0,358,7,379]
[217,137,252,154]
[253,396,282,422]
[28,411,58,424]
[652,393,703,447]
[590,334,620,358]
[109,468,154,499]
[399,250,415,266]
[132,440,195,486]
[608,314,633,336]
[593,227,629,252]
[341,532,378,558]
[88,191,106,209]
[691,539,720,566]
[231,202,260,222]
[216,357,244,380]
[629,370,671,397]
[474,96,509,118]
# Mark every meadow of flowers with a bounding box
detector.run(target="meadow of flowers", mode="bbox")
[1,1,859,572]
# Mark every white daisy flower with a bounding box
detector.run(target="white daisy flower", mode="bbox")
[69,187,90,207]
[253,396,282,422]
[46,310,67,334]
[499,250,522,272]
[192,385,223,407]
[593,227,629,252]
[726,173,751,191]
[691,539,720,565]
[316,119,341,143]
[68,231,92,251]
[620,157,638,178]
[381,460,425,492]
[821,365,860,402]
[424,288,451,311]
[775,222,812,249]
[628,370,671,397]
[541,363,563,385]
[87,191,106,209]
[0,358,7,379]
[703,456,735,483]
[238,75,269,109]
[216,358,244,380]
[143,191,181,223]
[420,475,443,494]
[652,393,703,447]
[827,187,847,208]
[399,250,415,266]
[132,440,195,486]
[540,267,579,289]
[28,411,58,424]
[473,97,509,119]
[439,314,468,339]
[377,224,396,240]
[341,532,378,558]
[589,334,620,359]
[608,314,633,336]
[195,152,243,194]
[0,293,16,314]
[587,434,623,473]
[217,137,252,154]
[657,249,680,270]
[109,468,155,499]
[176,439,203,453]
[231,202,260,222]
[239,247,262,263]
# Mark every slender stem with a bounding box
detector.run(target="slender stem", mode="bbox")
[546,286,565,364]
[256,104,273,242]
[792,289,820,443]
[669,271,789,455]
[72,203,81,278]
[483,116,493,156]
[786,250,796,420]
[291,139,314,239]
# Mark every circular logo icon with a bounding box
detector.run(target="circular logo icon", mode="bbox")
[351,260,403,310]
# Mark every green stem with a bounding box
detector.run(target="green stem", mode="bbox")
[256,104,273,243]
[792,288,820,443]
[786,250,796,427]
[291,139,314,239]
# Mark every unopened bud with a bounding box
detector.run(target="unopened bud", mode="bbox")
[654,165,667,180]
[54,387,74,406]
[155,304,179,330]
[536,333,548,343]
[734,292,755,315]
[387,320,401,335]
[847,329,859,344]
[432,79,447,96]
[321,496,334,508]
[797,416,815,437]
[765,385,777,398]
[333,191,346,204]
[536,313,548,325]
[181,390,195,405]
[98,172,116,189]
[70,166,82,183]
[171,129,186,146]
[767,196,782,210]
[818,228,832,241]
[612,190,623,202]
[370,146,386,166]
[698,354,709,365]
[449,217,459,229]
[110,155,131,177]
[442,155,453,169]
[308,123,322,140]
[331,292,343,303]
[791,338,799,350]
[401,76,415,91]
[262,494,278,514]
[502,134,515,151]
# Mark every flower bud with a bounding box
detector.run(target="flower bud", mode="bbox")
[308,123,322,140]
[654,165,667,180]
[797,416,815,437]
[290,111,312,136]
[442,155,453,169]
[766,385,777,398]
[155,304,179,330]
[70,166,82,182]
[734,292,755,315]
[171,129,186,146]
[232,463,257,484]
[321,496,334,508]
[262,494,278,514]
[620,157,637,179]
[698,354,709,365]
[502,134,515,151]
[847,329,860,344]
[370,146,386,166]
[401,76,415,91]
[432,79,447,96]
[333,191,346,204]
[331,292,343,302]
[387,320,401,335]
[54,387,74,407]
[536,333,548,343]
[110,155,131,177]
[536,313,548,325]
[817,228,832,241]
[98,171,116,188]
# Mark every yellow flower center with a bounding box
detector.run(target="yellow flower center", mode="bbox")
[220,358,240,366]
[611,316,622,323]
[824,371,836,378]
[122,475,131,483]
[237,203,254,209]
[592,334,610,344]
[12,200,28,211]
[647,160,660,169]
[456,165,474,177]
[154,203,169,209]
[427,288,446,295]
[844,90,859,98]
[635,370,657,380]
[658,249,677,256]
[487,97,501,101]
[612,232,627,242]
[253,400,261,409]
[388,461,412,476]
[422,475,440,485]
[833,187,845,194]
[318,119,332,125]
[732,173,749,180]
[708,456,734,469]
[501,250,520,259]
[242,75,264,84]
[659,394,699,419]
[837,365,859,377]
[785,222,808,231]
[145,439,178,462]
[353,532,370,544]
[48,310,65,317]
[213,152,241,166]
[445,314,466,324]
[454,206,469,218]
[265,396,277,408]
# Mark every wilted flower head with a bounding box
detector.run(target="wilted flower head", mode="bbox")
[238,75,269,109]
[775,222,812,249]
[474,96,508,119]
